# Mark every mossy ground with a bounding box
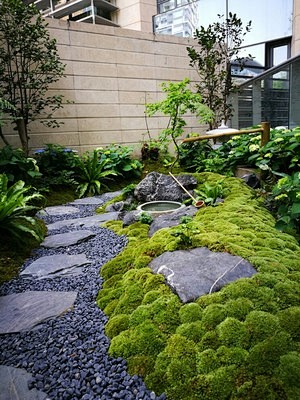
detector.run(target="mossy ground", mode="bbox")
[98,172,300,400]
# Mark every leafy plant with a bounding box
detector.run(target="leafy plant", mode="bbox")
[34,144,77,187]
[0,145,41,184]
[171,217,198,248]
[0,173,44,242]
[187,12,252,129]
[194,180,226,206]
[0,0,66,154]
[145,78,213,167]
[138,212,153,225]
[98,145,143,178]
[178,137,213,172]
[73,150,118,198]
[272,172,300,235]
[0,97,16,146]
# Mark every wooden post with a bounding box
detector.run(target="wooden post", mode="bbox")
[261,121,270,146]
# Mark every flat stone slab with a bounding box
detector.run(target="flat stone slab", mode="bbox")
[149,247,256,303]
[0,291,77,333]
[47,213,119,231]
[148,205,198,237]
[20,254,91,279]
[37,205,79,217]
[41,230,95,248]
[69,191,122,205]
[0,365,48,400]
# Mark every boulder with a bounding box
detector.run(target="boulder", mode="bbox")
[148,205,198,236]
[134,172,197,203]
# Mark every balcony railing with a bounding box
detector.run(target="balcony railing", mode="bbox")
[230,55,300,129]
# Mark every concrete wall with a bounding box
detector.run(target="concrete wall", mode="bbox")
[3,18,204,154]
[292,0,300,56]
[114,0,157,33]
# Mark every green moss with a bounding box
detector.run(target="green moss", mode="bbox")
[244,311,280,345]
[201,304,227,330]
[176,322,205,343]
[105,314,129,338]
[224,297,254,320]
[217,317,249,347]
[96,172,300,399]
[127,355,156,377]
[247,331,292,375]
[216,345,248,367]
[179,302,203,324]
[278,307,300,340]
[109,321,167,360]
[276,352,300,400]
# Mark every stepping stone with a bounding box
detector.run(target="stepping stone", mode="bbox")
[0,291,77,333]
[37,205,80,217]
[20,254,91,279]
[70,197,104,205]
[47,213,119,231]
[0,365,48,400]
[41,230,95,248]
[149,247,257,303]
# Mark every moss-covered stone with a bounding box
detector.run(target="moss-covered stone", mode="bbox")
[96,172,300,399]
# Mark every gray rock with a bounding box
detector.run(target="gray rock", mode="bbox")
[134,172,197,203]
[105,201,125,212]
[37,205,79,217]
[0,291,77,333]
[41,230,96,248]
[149,247,256,303]
[69,197,104,205]
[148,205,198,236]
[0,365,48,400]
[121,210,141,226]
[47,213,119,231]
[20,254,91,279]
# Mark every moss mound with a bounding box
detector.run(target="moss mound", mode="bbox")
[97,172,300,399]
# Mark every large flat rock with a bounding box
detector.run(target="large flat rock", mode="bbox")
[149,247,256,303]
[37,205,79,217]
[0,291,77,333]
[20,254,91,279]
[41,230,95,248]
[0,365,48,400]
[47,213,119,231]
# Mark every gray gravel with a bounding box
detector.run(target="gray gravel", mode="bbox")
[0,198,166,400]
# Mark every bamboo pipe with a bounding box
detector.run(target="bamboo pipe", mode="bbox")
[169,172,204,207]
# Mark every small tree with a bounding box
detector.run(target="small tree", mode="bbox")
[0,0,66,154]
[187,13,252,129]
[145,78,213,160]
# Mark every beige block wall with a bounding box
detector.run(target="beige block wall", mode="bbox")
[292,0,300,56]
[114,0,157,33]
[3,18,205,154]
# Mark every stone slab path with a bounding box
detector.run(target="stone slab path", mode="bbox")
[0,365,48,400]
[20,254,91,279]
[41,230,96,249]
[0,291,77,334]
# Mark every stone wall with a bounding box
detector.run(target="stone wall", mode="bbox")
[3,18,205,154]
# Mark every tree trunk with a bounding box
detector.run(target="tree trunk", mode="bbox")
[0,126,9,146]
[16,118,29,155]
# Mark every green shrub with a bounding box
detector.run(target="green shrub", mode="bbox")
[0,145,41,184]
[34,144,77,187]
[73,149,118,197]
[0,173,44,242]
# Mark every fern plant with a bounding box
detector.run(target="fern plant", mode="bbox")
[73,150,118,198]
[0,173,44,242]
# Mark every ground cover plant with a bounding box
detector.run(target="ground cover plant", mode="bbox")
[98,172,300,400]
